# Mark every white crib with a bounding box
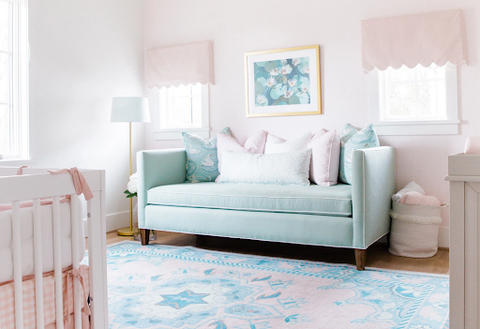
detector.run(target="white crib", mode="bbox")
[0,167,108,329]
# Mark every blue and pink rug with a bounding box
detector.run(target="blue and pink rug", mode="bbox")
[105,242,449,329]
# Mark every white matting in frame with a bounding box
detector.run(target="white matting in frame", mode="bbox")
[245,45,322,117]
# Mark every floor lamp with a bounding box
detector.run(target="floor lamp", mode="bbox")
[111,97,150,236]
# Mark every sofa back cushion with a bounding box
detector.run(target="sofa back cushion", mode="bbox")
[217,149,311,186]
[182,127,231,183]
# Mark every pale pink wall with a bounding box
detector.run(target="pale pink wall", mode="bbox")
[30,0,145,230]
[144,0,480,229]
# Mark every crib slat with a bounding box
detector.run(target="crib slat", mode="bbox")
[71,194,82,329]
[88,189,108,329]
[52,196,64,329]
[33,198,45,329]
[12,201,24,329]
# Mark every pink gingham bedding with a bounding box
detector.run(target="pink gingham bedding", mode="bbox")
[0,265,90,329]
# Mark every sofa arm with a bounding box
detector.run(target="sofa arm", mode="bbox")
[351,146,396,249]
[137,148,187,228]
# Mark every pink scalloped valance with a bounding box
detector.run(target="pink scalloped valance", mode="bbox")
[361,9,468,71]
[145,40,215,88]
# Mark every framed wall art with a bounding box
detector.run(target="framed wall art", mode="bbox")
[245,45,322,117]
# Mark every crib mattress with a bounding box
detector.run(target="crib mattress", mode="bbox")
[0,202,85,282]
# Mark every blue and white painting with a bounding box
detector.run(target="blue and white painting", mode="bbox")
[254,57,310,107]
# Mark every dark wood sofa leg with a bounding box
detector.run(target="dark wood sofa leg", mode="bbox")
[140,229,150,246]
[354,249,367,271]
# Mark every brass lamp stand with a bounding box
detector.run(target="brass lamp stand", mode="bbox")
[110,97,150,236]
[118,122,134,236]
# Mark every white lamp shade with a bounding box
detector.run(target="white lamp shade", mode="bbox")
[111,97,150,123]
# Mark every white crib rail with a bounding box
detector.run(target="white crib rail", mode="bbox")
[33,199,45,329]
[0,168,107,329]
[87,188,108,329]
[12,201,24,329]
[71,195,82,329]
[52,196,64,329]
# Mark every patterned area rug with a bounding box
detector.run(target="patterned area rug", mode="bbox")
[105,242,449,329]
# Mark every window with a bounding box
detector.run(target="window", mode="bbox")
[0,0,28,160]
[154,83,210,140]
[370,64,459,136]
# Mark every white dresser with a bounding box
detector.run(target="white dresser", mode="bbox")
[446,154,480,329]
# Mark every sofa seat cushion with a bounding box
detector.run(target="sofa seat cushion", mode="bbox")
[147,182,352,216]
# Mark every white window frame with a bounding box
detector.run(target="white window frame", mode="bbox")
[369,64,459,136]
[153,84,210,141]
[0,0,28,161]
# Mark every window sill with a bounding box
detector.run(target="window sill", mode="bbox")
[153,127,210,141]
[373,120,459,136]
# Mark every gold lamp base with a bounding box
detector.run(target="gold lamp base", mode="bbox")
[117,227,134,236]
[118,122,135,238]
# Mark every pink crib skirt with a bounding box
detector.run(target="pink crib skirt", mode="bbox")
[0,265,90,329]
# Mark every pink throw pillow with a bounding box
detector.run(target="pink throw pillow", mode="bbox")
[309,130,340,186]
[217,130,267,173]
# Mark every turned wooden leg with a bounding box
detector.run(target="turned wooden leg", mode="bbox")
[140,229,150,246]
[354,249,367,271]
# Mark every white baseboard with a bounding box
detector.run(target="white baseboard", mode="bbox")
[83,211,130,234]
[106,211,131,232]
[438,227,449,249]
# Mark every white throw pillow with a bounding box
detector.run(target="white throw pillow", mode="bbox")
[264,132,313,154]
[217,130,267,173]
[217,149,312,186]
[264,129,339,186]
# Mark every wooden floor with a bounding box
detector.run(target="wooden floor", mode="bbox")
[106,230,449,275]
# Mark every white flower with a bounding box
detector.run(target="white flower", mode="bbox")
[291,58,301,66]
[129,173,137,181]
[265,76,276,88]
[127,179,137,194]
[256,94,267,105]
[284,89,294,98]
[280,64,292,75]
[269,67,280,76]
[287,78,297,87]
[302,65,310,74]
[300,84,309,93]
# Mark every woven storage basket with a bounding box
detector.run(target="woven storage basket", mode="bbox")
[388,202,443,258]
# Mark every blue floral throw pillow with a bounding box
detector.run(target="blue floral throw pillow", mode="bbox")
[182,127,232,183]
[339,123,379,184]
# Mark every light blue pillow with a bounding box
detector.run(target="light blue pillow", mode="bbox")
[217,149,312,186]
[182,127,231,183]
[339,123,379,184]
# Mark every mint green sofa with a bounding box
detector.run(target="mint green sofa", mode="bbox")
[137,146,396,270]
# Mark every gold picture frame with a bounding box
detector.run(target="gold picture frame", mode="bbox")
[245,45,322,118]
